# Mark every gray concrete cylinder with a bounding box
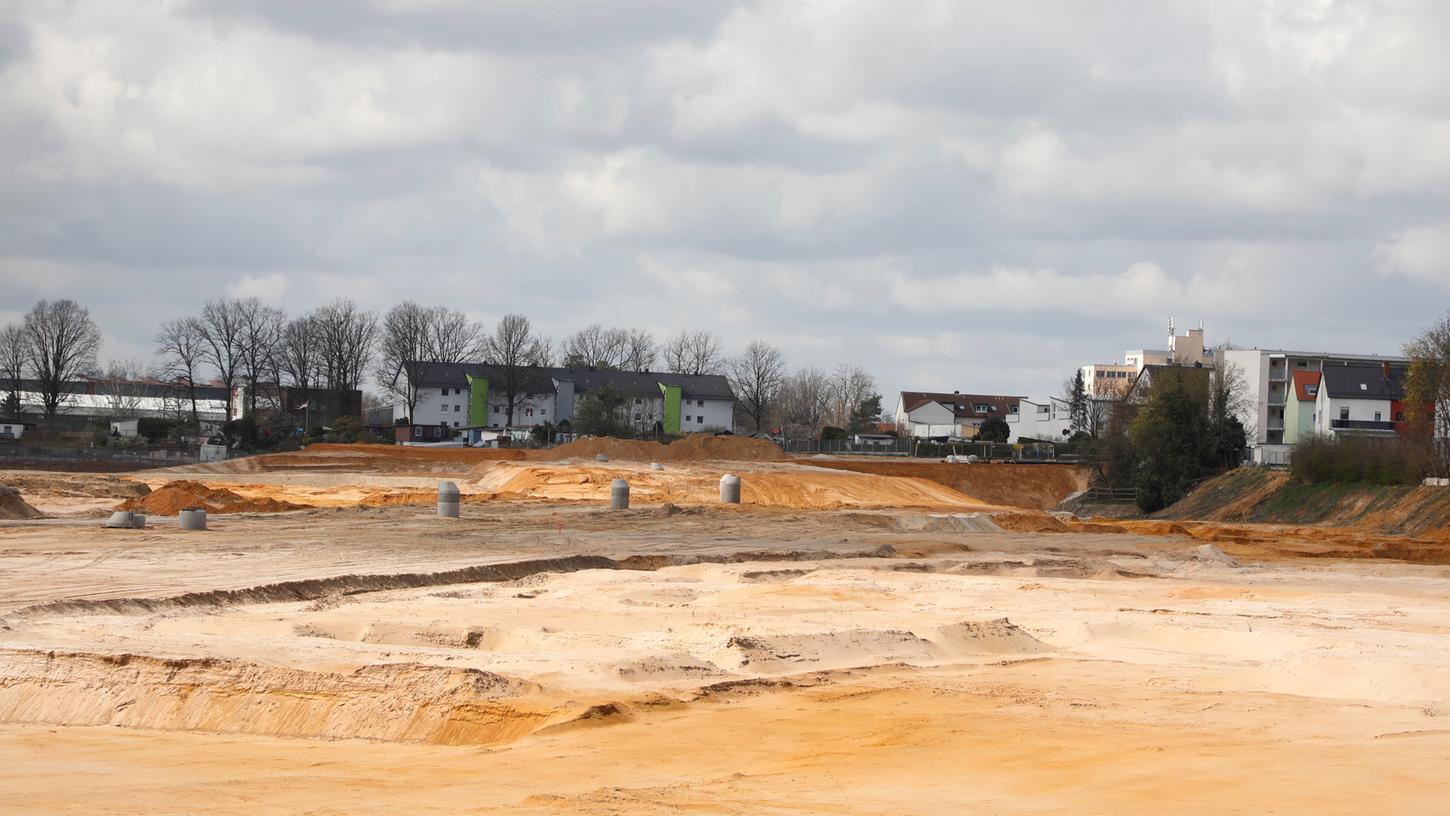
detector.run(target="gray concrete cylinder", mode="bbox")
[438,481,460,518]
[178,508,207,530]
[105,511,134,529]
[719,474,741,504]
[131,513,147,529]
[610,478,630,510]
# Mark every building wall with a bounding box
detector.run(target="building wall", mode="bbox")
[902,402,956,437]
[680,396,733,431]
[1005,400,1071,443]
[1283,389,1316,443]
[1223,349,1268,444]
[0,421,27,439]
[1314,393,1393,434]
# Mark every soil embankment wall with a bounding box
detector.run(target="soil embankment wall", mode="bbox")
[1158,468,1450,537]
[805,461,1090,511]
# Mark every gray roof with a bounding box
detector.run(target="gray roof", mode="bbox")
[1319,364,1407,400]
[411,362,733,401]
[556,368,735,400]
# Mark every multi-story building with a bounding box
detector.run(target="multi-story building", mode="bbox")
[1220,348,1411,451]
[396,363,735,440]
[1080,323,1213,396]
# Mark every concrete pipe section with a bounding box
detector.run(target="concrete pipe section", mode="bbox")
[178,508,207,531]
[719,474,741,504]
[438,481,461,518]
[650,462,664,471]
[610,478,630,510]
[130,514,147,529]
[105,511,135,529]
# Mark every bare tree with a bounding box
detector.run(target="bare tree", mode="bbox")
[0,323,26,415]
[97,359,147,418]
[623,329,656,371]
[155,318,206,427]
[482,313,549,427]
[778,366,831,439]
[727,340,786,433]
[315,299,378,420]
[22,299,101,420]
[376,303,485,421]
[275,315,320,418]
[826,364,876,429]
[195,299,246,421]
[562,324,629,370]
[237,299,286,417]
[662,330,723,376]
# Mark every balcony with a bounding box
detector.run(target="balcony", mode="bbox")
[1266,419,1285,431]
[1330,419,1396,433]
[1267,368,1288,383]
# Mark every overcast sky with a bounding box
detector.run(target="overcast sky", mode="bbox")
[3,0,1449,401]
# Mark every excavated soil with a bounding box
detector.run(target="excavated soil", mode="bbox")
[118,480,307,515]
[547,435,786,462]
[4,462,1450,813]
[0,486,43,520]
[806,461,1090,510]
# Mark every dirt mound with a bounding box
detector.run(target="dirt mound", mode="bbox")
[989,511,1071,533]
[805,461,1090,510]
[195,444,532,476]
[118,480,308,515]
[0,485,44,519]
[548,435,785,463]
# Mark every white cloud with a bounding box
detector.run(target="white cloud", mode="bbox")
[226,272,290,303]
[1377,221,1450,287]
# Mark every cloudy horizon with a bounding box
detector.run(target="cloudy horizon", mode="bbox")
[3,0,1448,402]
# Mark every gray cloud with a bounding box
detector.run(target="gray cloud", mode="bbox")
[1,0,1448,400]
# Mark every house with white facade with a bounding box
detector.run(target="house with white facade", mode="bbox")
[1313,363,1410,439]
[894,392,1023,438]
[1004,397,1072,443]
[6,379,230,425]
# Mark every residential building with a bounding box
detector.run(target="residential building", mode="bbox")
[1220,348,1411,450]
[1283,370,1320,443]
[1080,323,1213,396]
[396,363,735,440]
[1313,363,1411,439]
[894,392,1024,438]
[1004,397,1071,442]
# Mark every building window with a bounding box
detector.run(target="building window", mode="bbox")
[697,399,704,407]
[1374,411,1382,422]
[1340,407,1350,421]
[685,415,692,422]
[1305,384,1318,396]
[1396,411,1405,422]
[541,408,547,416]
[494,406,501,414]
[697,416,703,424]
[453,421,459,427]
[454,405,460,412]
[526,408,534,417]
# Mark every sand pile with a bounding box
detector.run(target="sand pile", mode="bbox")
[191,444,531,476]
[0,485,44,519]
[548,435,785,463]
[119,480,308,515]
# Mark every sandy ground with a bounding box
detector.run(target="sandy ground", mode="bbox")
[2,455,1449,814]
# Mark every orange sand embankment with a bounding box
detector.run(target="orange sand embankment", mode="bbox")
[118,481,307,515]
[807,460,1089,510]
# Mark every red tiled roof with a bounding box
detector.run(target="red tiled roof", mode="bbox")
[1292,370,1321,402]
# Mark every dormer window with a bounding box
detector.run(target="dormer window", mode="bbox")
[1305,384,1318,396]
[1359,383,1368,391]
[975,403,990,413]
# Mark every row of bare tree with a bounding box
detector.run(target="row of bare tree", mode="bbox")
[3,296,880,437]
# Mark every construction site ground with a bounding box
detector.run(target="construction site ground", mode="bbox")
[1,442,1447,814]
